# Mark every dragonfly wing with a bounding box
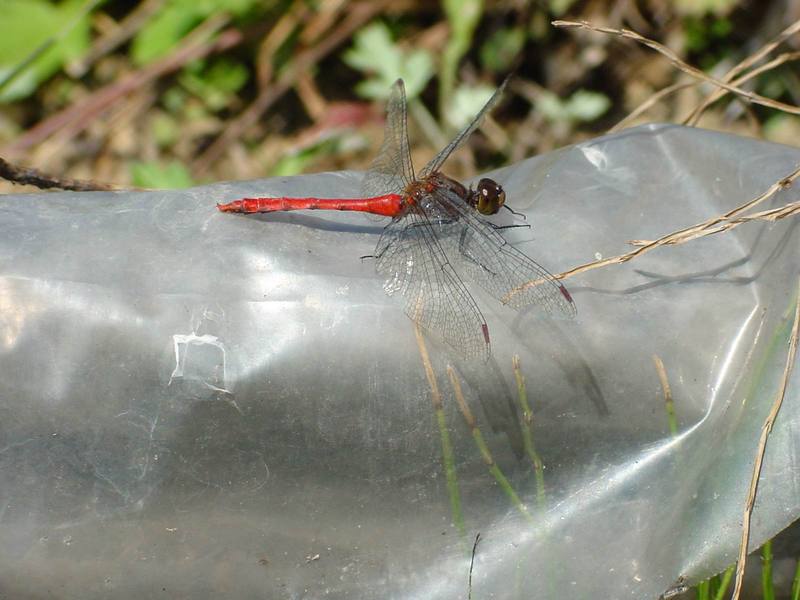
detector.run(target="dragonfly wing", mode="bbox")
[361,79,415,198]
[435,188,577,317]
[374,207,491,360]
[419,76,509,179]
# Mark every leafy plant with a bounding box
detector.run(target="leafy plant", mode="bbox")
[480,27,526,73]
[441,0,484,115]
[130,0,259,66]
[342,22,434,100]
[536,89,610,124]
[0,0,93,102]
[179,58,249,111]
[131,160,194,188]
[446,82,495,130]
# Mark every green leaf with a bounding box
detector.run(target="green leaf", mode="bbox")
[179,58,248,111]
[480,27,526,73]
[131,161,194,188]
[343,22,433,100]
[130,0,259,66]
[674,0,739,16]
[536,89,609,123]
[0,0,93,102]
[342,23,398,74]
[131,2,203,66]
[268,139,339,177]
[441,0,484,115]
[548,0,579,17]
[446,83,494,130]
[564,90,610,121]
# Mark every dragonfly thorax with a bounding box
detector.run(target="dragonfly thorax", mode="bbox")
[406,173,506,218]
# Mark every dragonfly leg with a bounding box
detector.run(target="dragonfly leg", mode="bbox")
[488,222,531,232]
[503,204,527,219]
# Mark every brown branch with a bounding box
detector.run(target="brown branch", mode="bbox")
[2,14,241,157]
[730,277,800,600]
[0,156,116,191]
[67,0,166,78]
[553,20,800,116]
[191,1,385,176]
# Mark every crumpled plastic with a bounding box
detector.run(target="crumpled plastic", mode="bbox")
[0,123,798,599]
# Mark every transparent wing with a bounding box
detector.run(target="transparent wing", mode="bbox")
[361,79,415,198]
[419,76,509,178]
[374,206,491,360]
[434,188,577,317]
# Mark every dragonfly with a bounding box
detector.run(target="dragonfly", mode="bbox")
[217,78,576,360]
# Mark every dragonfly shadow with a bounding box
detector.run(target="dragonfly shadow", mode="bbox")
[580,218,797,297]
[243,211,388,236]
[450,355,525,459]
[508,314,609,418]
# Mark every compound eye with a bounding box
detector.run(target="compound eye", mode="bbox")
[476,178,505,215]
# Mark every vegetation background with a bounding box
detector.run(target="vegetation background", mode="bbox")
[1,0,798,195]
[1,1,799,599]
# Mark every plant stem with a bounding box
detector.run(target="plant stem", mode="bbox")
[762,540,775,600]
[512,355,546,505]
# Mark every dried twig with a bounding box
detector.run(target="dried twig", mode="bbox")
[686,50,800,126]
[254,1,310,88]
[609,81,696,133]
[552,20,800,116]
[612,50,800,132]
[0,156,116,191]
[66,0,164,77]
[192,1,384,175]
[730,278,800,600]
[67,0,166,77]
[652,355,677,436]
[685,18,800,125]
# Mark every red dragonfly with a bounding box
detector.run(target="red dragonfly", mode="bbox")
[218,78,575,359]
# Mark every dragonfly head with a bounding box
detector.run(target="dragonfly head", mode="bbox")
[473,178,506,215]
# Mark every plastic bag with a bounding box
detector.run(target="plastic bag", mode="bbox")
[0,123,798,599]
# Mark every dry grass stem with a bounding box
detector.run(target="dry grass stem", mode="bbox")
[503,164,800,300]
[685,18,800,125]
[652,355,672,403]
[730,278,800,600]
[67,0,166,78]
[414,323,442,410]
[609,81,696,133]
[653,355,677,435]
[549,163,800,284]
[686,50,800,126]
[447,366,476,428]
[553,20,800,116]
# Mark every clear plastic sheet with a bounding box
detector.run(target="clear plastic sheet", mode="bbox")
[0,123,798,599]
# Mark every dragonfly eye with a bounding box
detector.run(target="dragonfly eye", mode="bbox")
[475,178,505,215]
